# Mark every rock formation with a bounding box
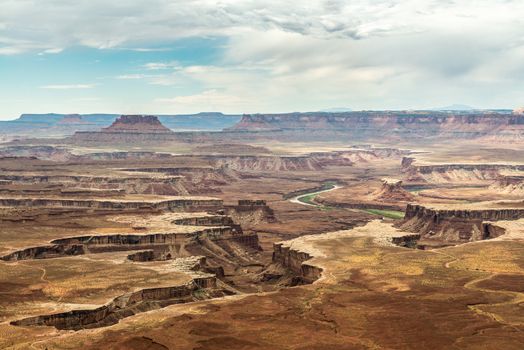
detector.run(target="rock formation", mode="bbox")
[70,115,175,143]
[272,242,323,285]
[102,115,174,134]
[0,146,77,162]
[401,158,524,184]
[0,197,223,211]
[11,269,222,330]
[372,179,414,202]
[398,203,524,246]
[228,111,524,141]
[489,176,524,194]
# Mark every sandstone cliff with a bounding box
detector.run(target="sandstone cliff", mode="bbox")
[11,275,220,330]
[489,176,524,195]
[398,203,523,245]
[401,158,524,184]
[228,111,524,141]
[372,179,414,202]
[102,115,174,134]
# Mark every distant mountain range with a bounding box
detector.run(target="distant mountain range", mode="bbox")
[0,112,241,136]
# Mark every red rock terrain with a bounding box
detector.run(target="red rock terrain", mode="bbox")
[102,115,174,134]
[372,179,415,202]
[229,111,524,141]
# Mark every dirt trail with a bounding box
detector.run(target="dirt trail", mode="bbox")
[429,249,524,330]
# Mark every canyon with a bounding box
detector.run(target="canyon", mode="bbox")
[0,113,523,349]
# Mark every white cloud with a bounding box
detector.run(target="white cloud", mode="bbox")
[156,89,251,112]
[40,84,96,89]
[116,74,159,80]
[143,61,181,70]
[0,1,521,54]
[2,1,524,112]
[42,48,63,54]
[117,47,172,52]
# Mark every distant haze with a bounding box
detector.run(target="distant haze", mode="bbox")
[0,1,523,120]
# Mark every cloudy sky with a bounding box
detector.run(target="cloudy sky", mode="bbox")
[0,0,523,119]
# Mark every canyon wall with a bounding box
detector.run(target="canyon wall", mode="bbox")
[402,159,524,183]
[0,197,223,211]
[272,243,323,284]
[1,225,258,261]
[11,276,219,330]
[489,176,524,194]
[224,200,277,225]
[228,112,524,141]
[399,204,522,244]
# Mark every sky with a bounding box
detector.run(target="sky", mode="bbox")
[0,0,523,120]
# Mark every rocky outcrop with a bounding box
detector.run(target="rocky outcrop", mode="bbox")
[0,146,77,162]
[172,215,235,226]
[202,153,364,171]
[102,115,174,134]
[0,244,86,261]
[205,155,325,171]
[489,176,524,194]
[402,161,524,183]
[0,174,189,195]
[11,277,220,330]
[127,250,159,262]
[480,222,507,240]
[120,166,238,194]
[69,115,176,143]
[200,149,405,172]
[0,197,222,211]
[399,204,521,243]
[224,200,277,225]
[372,179,415,202]
[1,225,256,261]
[404,204,524,222]
[391,234,422,249]
[272,243,323,284]
[51,226,244,245]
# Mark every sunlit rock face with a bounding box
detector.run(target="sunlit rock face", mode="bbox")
[229,111,524,141]
[102,115,175,134]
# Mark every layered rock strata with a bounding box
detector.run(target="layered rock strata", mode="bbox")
[272,243,323,285]
[1,226,256,261]
[101,115,174,134]
[11,275,220,330]
[402,158,524,183]
[375,179,414,201]
[489,176,524,194]
[0,197,222,211]
[399,204,522,245]
[228,111,524,141]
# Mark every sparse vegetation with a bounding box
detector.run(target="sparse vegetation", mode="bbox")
[363,209,405,220]
[296,182,337,208]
